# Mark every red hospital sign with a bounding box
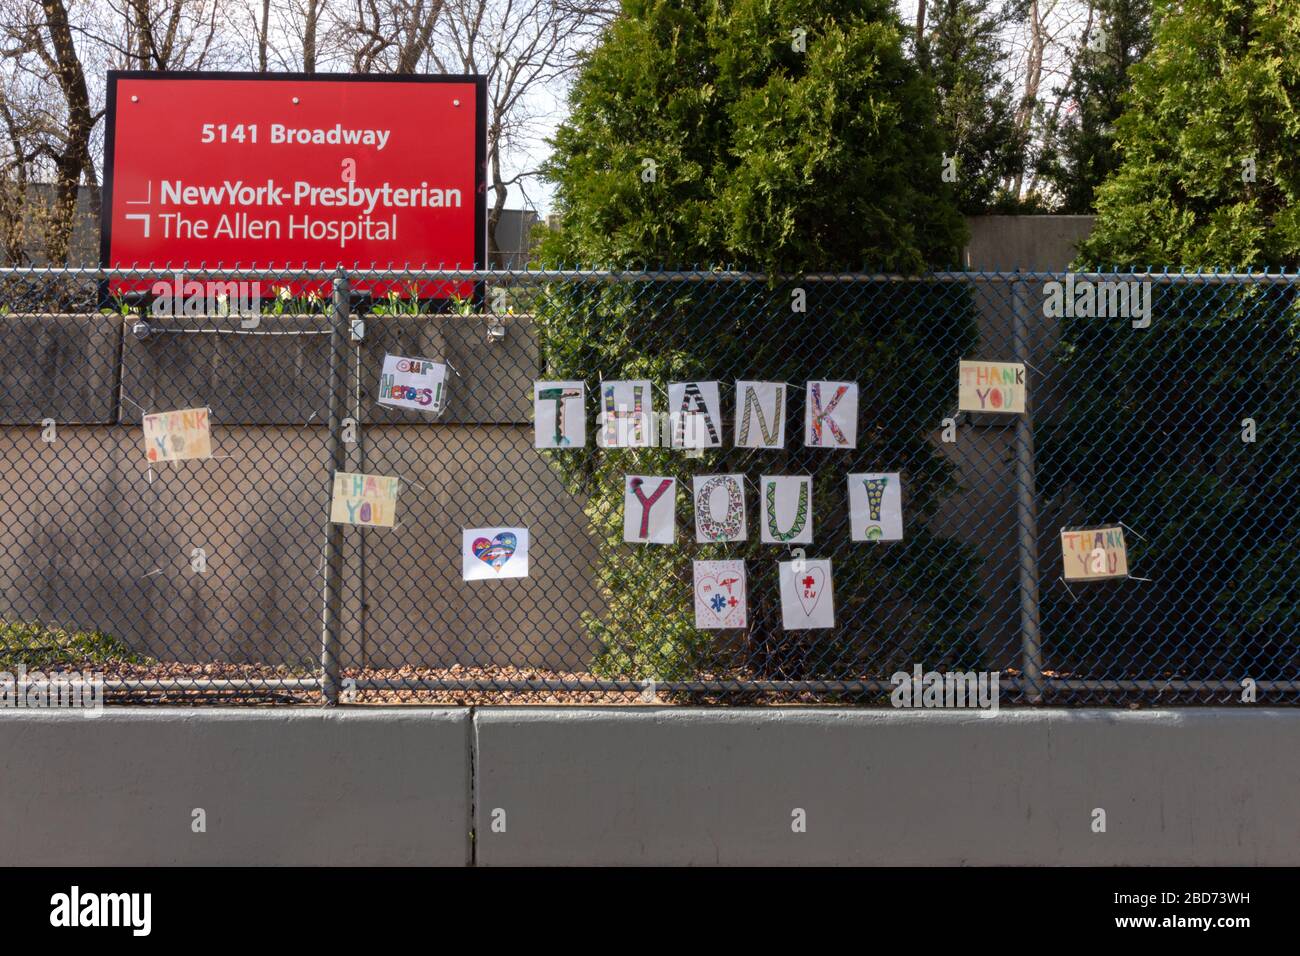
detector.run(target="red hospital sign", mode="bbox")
[102,72,485,297]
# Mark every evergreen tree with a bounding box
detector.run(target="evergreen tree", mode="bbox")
[1042,0,1300,675]
[536,0,982,681]
[921,0,1026,213]
[1037,0,1153,213]
[543,0,966,272]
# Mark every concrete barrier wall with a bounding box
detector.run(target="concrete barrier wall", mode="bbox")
[0,708,472,865]
[2,706,1295,866]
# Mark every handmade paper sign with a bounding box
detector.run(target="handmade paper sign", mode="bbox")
[534,380,586,449]
[779,559,835,629]
[734,380,787,449]
[599,379,655,447]
[760,475,813,544]
[693,560,747,629]
[849,472,903,541]
[377,354,446,412]
[693,474,747,543]
[958,361,1026,413]
[1060,525,1128,581]
[462,527,530,580]
[623,475,676,544]
[805,381,859,448]
[142,407,211,463]
[669,381,722,449]
[329,471,399,528]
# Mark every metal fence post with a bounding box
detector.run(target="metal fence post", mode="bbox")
[1013,274,1044,704]
[320,267,350,705]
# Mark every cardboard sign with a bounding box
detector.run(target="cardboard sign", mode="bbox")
[463,527,529,580]
[848,472,903,541]
[779,559,835,629]
[377,354,446,412]
[1061,526,1129,580]
[534,381,586,448]
[693,560,747,629]
[958,361,1026,413]
[142,407,211,463]
[329,471,399,527]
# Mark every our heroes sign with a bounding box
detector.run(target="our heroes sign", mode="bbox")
[102,72,485,299]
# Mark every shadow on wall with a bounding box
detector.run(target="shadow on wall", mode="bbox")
[926,215,1097,667]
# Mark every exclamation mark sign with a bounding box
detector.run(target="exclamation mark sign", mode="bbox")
[864,477,887,520]
[864,477,887,540]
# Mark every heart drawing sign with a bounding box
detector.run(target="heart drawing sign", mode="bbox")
[778,559,835,629]
[693,560,747,629]
[462,527,530,580]
[473,532,516,568]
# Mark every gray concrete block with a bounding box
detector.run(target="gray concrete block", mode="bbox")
[963,214,1095,272]
[356,424,600,670]
[120,315,332,425]
[0,426,330,665]
[0,315,120,423]
[0,422,599,672]
[0,708,471,865]
[473,707,1300,866]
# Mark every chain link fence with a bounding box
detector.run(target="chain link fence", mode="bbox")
[0,266,1294,706]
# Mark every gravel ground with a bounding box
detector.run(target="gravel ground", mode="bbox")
[37,660,1273,707]
[88,661,671,705]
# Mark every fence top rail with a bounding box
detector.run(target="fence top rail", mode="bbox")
[0,266,1297,284]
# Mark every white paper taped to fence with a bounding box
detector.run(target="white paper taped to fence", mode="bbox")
[142,407,212,463]
[668,380,723,449]
[693,559,747,629]
[804,380,859,448]
[377,355,447,412]
[734,380,787,448]
[693,474,747,543]
[599,379,655,447]
[848,472,903,541]
[624,475,676,544]
[463,527,530,580]
[534,381,586,448]
[760,475,813,544]
[779,559,835,629]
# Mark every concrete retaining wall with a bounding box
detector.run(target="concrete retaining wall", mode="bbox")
[473,707,1300,866]
[0,708,472,865]
[0,307,598,669]
[2,706,1295,866]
